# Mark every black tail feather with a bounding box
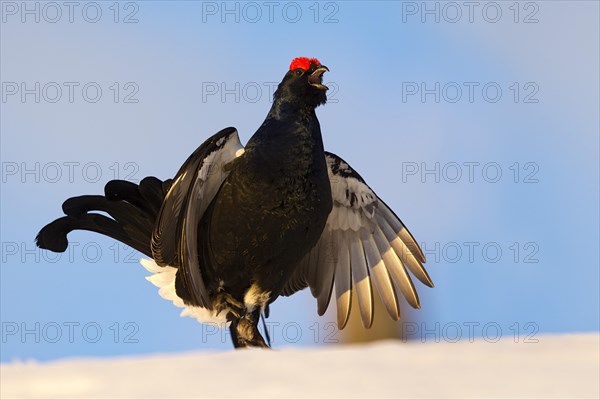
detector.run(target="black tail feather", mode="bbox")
[63,195,154,236]
[36,177,172,258]
[138,177,171,216]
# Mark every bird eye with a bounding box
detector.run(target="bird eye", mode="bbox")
[295,69,304,76]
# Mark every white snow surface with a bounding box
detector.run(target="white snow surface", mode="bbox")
[2,333,598,399]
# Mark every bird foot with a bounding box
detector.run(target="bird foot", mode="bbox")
[230,309,270,349]
[212,292,269,348]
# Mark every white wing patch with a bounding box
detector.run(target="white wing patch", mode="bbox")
[151,128,245,309]
[284,152,433,330]
[149,128,246,321]
[328,173,377,219]
[181,131,245,307]
[140,258,228,325]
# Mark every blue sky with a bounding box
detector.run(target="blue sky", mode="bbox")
[1,1,598,361]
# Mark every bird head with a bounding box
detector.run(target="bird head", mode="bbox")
[274,57,329,109]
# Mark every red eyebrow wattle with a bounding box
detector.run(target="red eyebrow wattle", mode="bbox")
[290,57,321,71]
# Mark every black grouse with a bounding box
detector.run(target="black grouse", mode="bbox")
[36,57,433,348]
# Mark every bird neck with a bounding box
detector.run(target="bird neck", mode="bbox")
[246,97,323,154]
[267,96,317,121]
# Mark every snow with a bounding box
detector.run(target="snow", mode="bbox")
[2,333,598,399]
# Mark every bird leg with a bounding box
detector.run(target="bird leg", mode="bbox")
[214,292,245,319]
[229,308,269,349]
[213,291,269,348]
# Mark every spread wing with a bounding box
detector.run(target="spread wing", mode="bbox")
[282,152,433,329]
[151,127,245,308]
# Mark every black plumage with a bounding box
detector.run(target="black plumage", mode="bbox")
[36,58,432,348]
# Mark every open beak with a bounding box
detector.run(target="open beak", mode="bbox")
[309,66,329,90]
